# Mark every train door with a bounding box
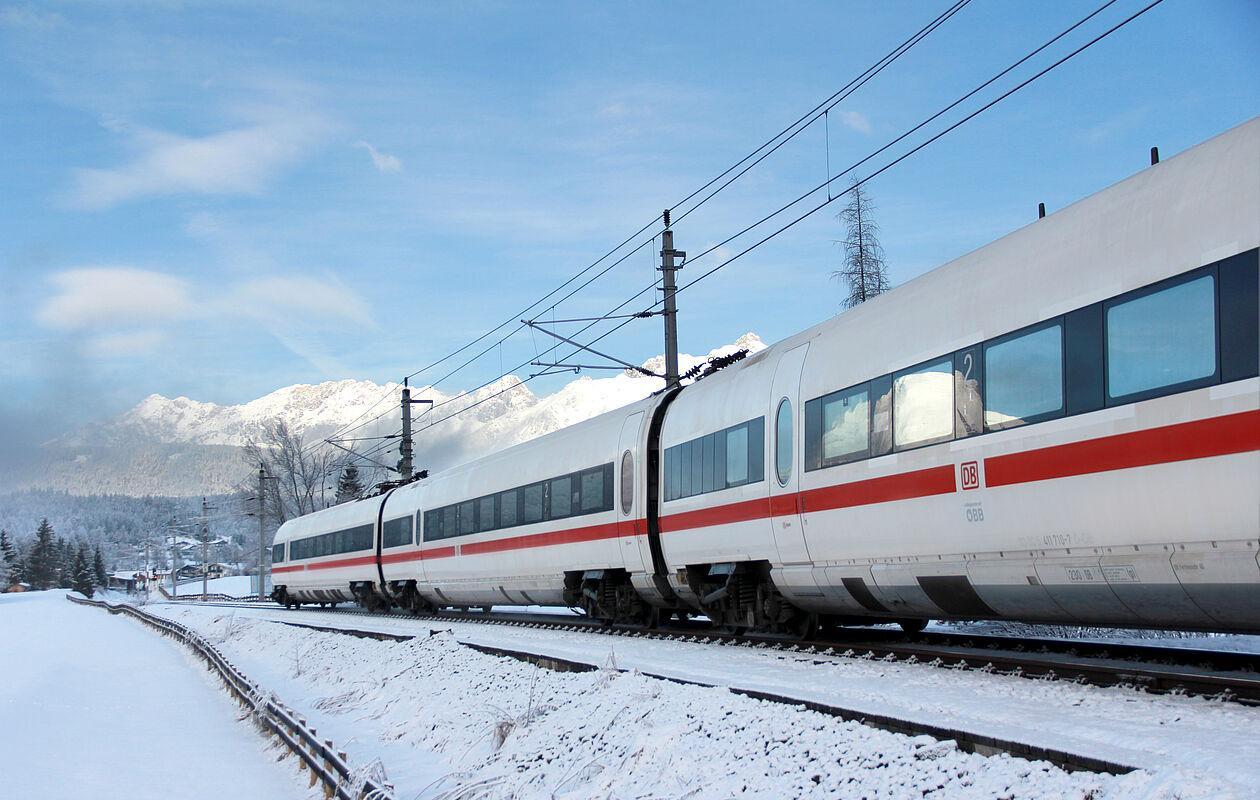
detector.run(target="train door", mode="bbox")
[617,411,650,574]
[768,344,811,565]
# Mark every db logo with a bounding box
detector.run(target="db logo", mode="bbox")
[960,461,980,490]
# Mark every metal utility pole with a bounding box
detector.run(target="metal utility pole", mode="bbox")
[259,464,267,600]
[168,518,179,598]
[397,378,433,480]
[660,209,686,389]
[256,463,278,601]
[201,497,210,601]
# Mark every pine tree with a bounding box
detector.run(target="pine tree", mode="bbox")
[72,542,94,598]
[335,465,364,504]
[56,537,73,589]
[93,544,108,589]
[27,519,56,590]
[1,529,15,588]
[832,177,890,309]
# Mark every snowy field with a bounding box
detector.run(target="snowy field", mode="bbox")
[151,602,1260,799]
[0,591,309,799]
[173,574,257,595]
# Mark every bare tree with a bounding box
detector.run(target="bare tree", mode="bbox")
[242,419,349,521]
[832,177,890,308]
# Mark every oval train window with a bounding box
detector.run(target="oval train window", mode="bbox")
[775,397,793,486]
[620,450,634,515]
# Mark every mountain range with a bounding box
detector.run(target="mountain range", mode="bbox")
[5,334,765,497]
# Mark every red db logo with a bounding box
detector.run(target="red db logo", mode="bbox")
[960,461,980,490]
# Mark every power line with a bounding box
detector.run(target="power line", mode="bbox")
[315,0,1154,466]
[314,0,973,454]
[669,0,1166,300]
[670,0,973,228]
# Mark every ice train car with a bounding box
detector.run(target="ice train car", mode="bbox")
[272,117,1259,634]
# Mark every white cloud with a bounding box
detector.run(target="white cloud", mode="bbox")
[226,275,375,328]
[837,110,872,135]
[354,140,402,173]
[35,267,376,371]
[36,268,193,330]
[66,111,328,210]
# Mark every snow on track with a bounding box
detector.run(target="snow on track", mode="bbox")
[0,591,309,800]
[152,602,1258,799]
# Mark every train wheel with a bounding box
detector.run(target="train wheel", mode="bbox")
[793,612,819,641]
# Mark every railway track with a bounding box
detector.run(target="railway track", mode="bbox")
[164,598,1260,705]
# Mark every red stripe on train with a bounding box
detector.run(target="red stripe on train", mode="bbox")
[460,520,623,555]
[380,546,456,564]
[276,410,1258,572]
[984,409,1260,487]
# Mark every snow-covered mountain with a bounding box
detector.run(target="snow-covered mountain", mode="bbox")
[9,334,765,497]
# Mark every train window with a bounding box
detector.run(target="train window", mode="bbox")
[700,433,716,494]
[458,501,476,535]
[1107,274,1216,401]
[748,416,766,483]
[984,322,1064,431]
[893,358,953,450]
[384,516,412,547]
[726,424,748,485]
[620,451,634,515]
[581,468,604,513]
[954,346,983,438]
[522,483,544,524]
[444,506,458,540]
[775,398,793,486]
[870,374,892,456]
[477,496,496,532]
[550,476,572,518]
[822,384,869,465]
[1219,250,1259,383]
[271,543,284,564]
[500,490,518,528]
[690,437,703,497]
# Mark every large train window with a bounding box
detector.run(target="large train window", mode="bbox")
[726,425,748,485]
[984,322,1064,431]
[775,398,793,486]
[953,346,983,437]
[383,516,412,548]
[893,358,953,450]
[477,497,496,532]
[806,383,869,470]
[500,490,519,527]
[271,543,284,564]
[522,484,544,524]
[620,451,634,515]
[1106,274,1217,402]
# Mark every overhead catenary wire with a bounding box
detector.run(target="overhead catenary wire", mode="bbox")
[308,1,972,456]
[674,0,1158,297]
[319,0,1155,466]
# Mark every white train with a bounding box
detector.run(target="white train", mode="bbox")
[272,117,1260,634]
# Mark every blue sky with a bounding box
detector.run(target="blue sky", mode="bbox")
[1,0,1257,442]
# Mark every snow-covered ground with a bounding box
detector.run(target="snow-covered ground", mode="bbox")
[151,602,1260,799]
[173,574,256,596]
[0,590,309,799]
[931,620,1260,654]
